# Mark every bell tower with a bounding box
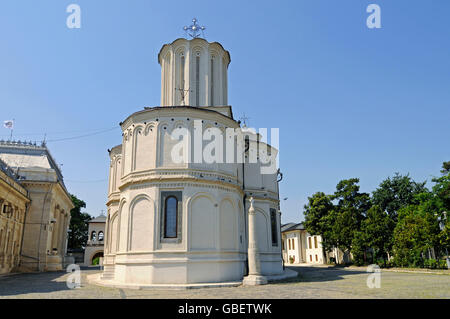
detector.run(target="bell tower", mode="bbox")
[158,20,231,107]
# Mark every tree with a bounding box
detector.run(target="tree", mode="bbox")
[67,194,91,250]
[440,161,450,175]
[303,192,335,260]
[352,205,394,265]
[372,173,428,221]
[393,201,440,267]
[330,178,370,259]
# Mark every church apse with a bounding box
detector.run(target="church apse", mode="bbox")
[99,25,283,287]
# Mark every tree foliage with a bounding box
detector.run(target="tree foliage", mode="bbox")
[330,178,370,254]
[301,161,449,268]
[372,173,427,221]
[67,194,91,250]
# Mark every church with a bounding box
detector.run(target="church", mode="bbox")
[94,23,294,287]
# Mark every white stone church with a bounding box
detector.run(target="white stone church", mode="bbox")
[92,30,295,288]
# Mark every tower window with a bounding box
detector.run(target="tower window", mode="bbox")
[91,231,96,241]
[98,231,104,241]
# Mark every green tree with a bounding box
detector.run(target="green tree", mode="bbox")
[303,192,335,260]
[430,162,450,258]
[393,202,440,267]
[372,173,428,221]
[352,205,394,266]
[331,178,370,260]
[351,231,367,266]
[67,194,91,250]
[440,161,450,175]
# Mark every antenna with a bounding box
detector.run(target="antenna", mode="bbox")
[175,87,193,106]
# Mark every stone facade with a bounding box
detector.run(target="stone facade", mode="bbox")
[100,37,283,286]
[0,141,74,272]
[0,159,30,274]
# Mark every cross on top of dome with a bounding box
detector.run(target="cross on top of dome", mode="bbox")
[183,18,206,39]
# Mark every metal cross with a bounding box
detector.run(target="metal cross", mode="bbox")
[175,87,193,106]
[239,113,250,127]
[183,18,206,39]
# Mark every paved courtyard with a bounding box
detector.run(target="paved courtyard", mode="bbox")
[0,266,448,299]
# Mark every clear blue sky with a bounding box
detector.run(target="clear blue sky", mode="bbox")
[1,1,449,223]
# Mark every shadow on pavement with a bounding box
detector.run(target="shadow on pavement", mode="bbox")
[275,266,367,284]
[0,271,72,296]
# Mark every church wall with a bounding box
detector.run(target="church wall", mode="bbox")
[252,201,283,276]
[118,200,129,252]
[129,195,154,252]
[189,193,216,250]
[219,199,237,250]
[105,181,247,284]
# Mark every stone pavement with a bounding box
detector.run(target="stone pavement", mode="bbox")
[0,266,448,299]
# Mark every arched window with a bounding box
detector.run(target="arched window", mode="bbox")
[98,231,104,241]
[164,196,178,238]
[91,231,96,241]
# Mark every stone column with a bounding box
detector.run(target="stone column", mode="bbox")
[243,197,268,285]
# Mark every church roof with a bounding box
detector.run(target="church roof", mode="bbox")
[120,105,238,129]
[281,222,305,233]
[0,140,65,184]
[89,215,107,223]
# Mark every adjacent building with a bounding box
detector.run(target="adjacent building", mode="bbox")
[281,222,347,265]
[0,140,74,272]
[0,158,30,274]
[83,214,106,266]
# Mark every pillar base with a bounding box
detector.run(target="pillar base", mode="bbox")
[242,275,268,286]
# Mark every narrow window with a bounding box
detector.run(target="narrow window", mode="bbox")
[308,237,312,249]
[310,255,312,262]
[195,54,200,106]
[270,209,278,246]
[98,231,104,241]
[292,238,295,250]
[180,55,185,90]
[210,57,214,106]
[314,236,318,249]
[288,238,291,250]
[91,231,96,241]
[164,196,178,238]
